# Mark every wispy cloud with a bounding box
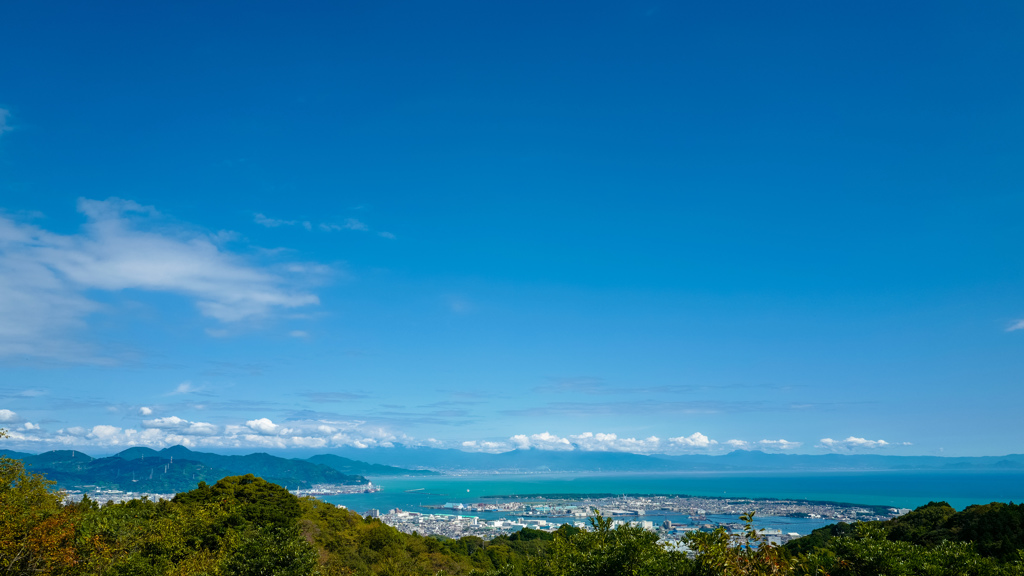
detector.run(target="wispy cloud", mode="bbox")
[0,198,320,361]
[0,109,12,139]
[1007,319,1024,332]
[726,438,803,451]
[501,399,767,417]
[342,218,368,231]
[542,377,609,394]
[254,213,296,228]
[447,296,474,314]
[535,377,796,396]
[168,381,197,395]
[297,391,368,403]
[262,212,385,236]
[320,218,370,232]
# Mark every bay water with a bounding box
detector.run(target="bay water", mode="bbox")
[321,470,1024,534]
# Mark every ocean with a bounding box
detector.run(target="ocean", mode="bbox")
[321,470,1024,533]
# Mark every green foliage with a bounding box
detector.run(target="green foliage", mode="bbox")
[173,474,302,529]
[220,526,320,576]
[685,512,790,576]
[783,521,861,556]
[788,499,1024,563]
[928,502,1024,561]
[0,431,80,575]
[543,510,687,576]
[887,500,959,544]
[793,523,1009,576]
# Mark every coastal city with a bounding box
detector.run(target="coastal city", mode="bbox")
[364,494,910,543]
[62,482,381,506]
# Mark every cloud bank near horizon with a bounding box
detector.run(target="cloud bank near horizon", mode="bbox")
[0,409,906,456]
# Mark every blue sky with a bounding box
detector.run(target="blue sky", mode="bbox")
[0,1,1021,457]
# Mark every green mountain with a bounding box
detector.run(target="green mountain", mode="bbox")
[19,445,369,493]
[28,453,235,493]
[786,500,1024,561]
[0,448,35,460]
[305,453,439,476]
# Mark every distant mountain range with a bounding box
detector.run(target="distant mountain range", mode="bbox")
[0,445,435,493]
[307,445,1024,473]
[5,445,1022,490]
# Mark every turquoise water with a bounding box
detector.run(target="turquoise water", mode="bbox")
[322,471,1024,516]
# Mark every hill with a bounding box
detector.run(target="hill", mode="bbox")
[786,500,1024,562]
[19,445,369,493]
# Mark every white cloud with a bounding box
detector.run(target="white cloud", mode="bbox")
[143,415,218,436]
[0,417,810,458]
[757,439,802,450]
[0,198,321,361]
[461,440,511,453]
[290,436,328,448]
[510,431,575,451]
[245,417,293,436]
[0,109,11,138]
[378,231,396,240]
[88,425,129,443]
[288,330,309,338]
[570,432,664,453]
[1008,320,1024,332]
[23,422,39,431]
[818,436,906,452]
[469,432,787,455]
[138,406,153,416]
[8,415,401,451]
[668,432,717,449]
[0,409,18,422]
[144,416,187,428]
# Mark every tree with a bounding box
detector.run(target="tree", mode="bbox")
[685,512,790,576]
[0,429,80,575]
[545,510,687,576]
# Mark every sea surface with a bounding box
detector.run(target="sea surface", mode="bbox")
[321,470,1024,533]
